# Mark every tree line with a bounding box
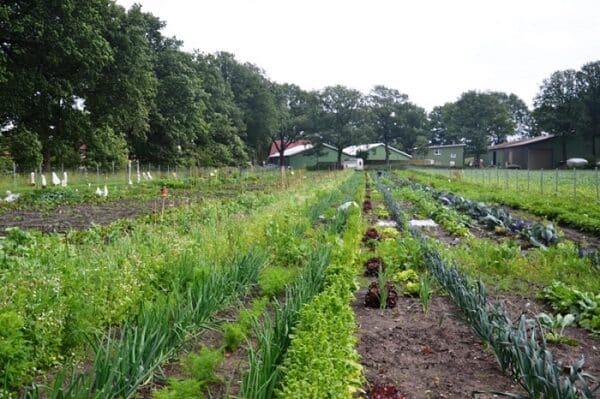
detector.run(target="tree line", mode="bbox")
[1,1,599,171]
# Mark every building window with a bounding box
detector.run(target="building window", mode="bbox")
[433,149,441,156]
[450,153,456,159]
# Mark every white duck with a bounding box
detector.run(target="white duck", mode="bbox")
[142,171,148,181]
[30,172,36,186]
[147,171,153,180]
[4,191,20,202]
[61,172,68,187]
[41,174,47,188]
[51,172,61,186]
[95,187,103,196]
[102,185,108,197]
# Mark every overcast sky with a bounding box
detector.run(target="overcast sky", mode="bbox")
[116,0,600,111]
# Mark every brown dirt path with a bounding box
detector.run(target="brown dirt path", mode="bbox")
[353,292,522,398]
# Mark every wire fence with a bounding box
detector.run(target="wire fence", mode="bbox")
[409,167,600,202]
[0,161,276,193]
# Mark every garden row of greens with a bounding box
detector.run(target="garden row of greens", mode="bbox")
[398,169,600,235]
[241,173,364,399]
[0,171,345,397]
[133,172,365,398]
[375,175,600,399]
[382,173,600,334]
[275,176,365,398]
[390,174,562,249]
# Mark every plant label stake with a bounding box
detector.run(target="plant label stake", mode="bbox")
[573,167,576,199]
[596,167,599,202]
[127,160,132,186]
[160,187,168,221]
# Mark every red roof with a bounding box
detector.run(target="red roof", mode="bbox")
[269,140,311,156]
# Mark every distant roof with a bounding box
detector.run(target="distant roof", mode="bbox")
[269,141,356,158]
[427,143,466,149]
[343,143,412,159]
[269,140,311,156]
[488,135,555,150]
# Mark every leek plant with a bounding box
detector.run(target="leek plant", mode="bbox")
[24,250,266,399]
[419,273,432,313]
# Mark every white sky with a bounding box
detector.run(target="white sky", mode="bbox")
[115,0,600,111]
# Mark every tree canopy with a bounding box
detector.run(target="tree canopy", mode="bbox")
[1,1,599,169]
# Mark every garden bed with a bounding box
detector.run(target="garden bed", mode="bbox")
[353,293,521,398]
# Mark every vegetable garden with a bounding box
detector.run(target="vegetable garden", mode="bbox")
[2,168,600,398]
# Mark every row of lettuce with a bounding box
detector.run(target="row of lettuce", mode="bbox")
[241,173,365,399]
[374,174,600,398]
[0,172,346,397]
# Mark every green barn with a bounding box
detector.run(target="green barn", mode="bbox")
[484,134,600,169]
[413,144,465,167]
[343,143,411,165]
[268,142,357,169]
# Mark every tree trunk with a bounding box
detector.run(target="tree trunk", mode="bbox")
[385,143,390,166]
[278,147,285,170]
[562,136,567,163]
[337,149,342,169]
[593,127,598,162]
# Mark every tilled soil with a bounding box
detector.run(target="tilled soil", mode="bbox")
[0,184,268,234]
[353,292,522,399]
[0,196,219,234]
[0,199,157,233]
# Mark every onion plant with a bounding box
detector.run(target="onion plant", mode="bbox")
[24,250,266,399]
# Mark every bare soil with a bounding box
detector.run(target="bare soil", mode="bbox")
[0,184,269,234]
[353,292,522,398]
[0,199,159,233]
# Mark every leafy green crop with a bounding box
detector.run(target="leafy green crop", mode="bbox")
[539,282,600,336]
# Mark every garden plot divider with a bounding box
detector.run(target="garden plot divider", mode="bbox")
[375,174,600,399]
